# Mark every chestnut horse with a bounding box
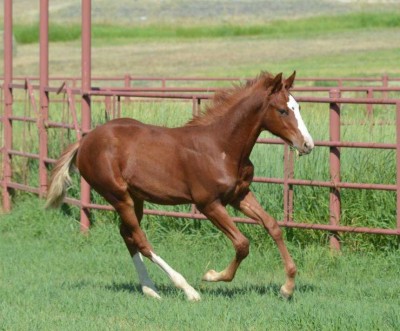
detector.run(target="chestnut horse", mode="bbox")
[46,71,314,301]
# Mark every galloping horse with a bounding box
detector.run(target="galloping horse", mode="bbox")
[46,71,314,301]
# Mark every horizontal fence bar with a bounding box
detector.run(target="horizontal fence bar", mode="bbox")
[71,202,399,236]
[6,181,40,195]
[7,82,400,100]
[253,177,396,191]
[8,116,37,123]
[3,75,400,83]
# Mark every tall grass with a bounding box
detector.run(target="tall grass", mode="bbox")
[13,23,82,44]
[13,12,400,44]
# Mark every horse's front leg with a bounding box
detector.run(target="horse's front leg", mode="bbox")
[232,191,297,299]
[200,201,250,282]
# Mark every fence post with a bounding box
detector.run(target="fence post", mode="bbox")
[80,0,92,232]
[192,96,200,117]
[396,102,400,233]
[283,144,294,223]
[366,88,373,118]
[39,0,49,198]
[329,89,341,250]
[2,0,13,212]
[382,74,389,99]
[124,74,131,104]
[190,97,202,220]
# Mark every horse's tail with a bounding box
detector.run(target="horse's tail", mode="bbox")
[45,141,80,209]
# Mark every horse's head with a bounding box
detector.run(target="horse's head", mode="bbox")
[261,71,314,155]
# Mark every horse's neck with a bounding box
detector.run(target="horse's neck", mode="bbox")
[214,97,263,164]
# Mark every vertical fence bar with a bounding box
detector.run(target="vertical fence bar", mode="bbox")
[382,74,389,99]
[80,0,92,231]
[190,97,202,218]
[192,97,200,117]
[105,95,111,117]
[329,89,341,250]
[366,88,373,118]
[39,0,49,198]
[2,0,13,212]
[283,144,294,223]
[124,74,131,104]
[397,102,400,233]
[117,95,121,117]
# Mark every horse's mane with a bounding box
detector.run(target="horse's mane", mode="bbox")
[185,71,275,127]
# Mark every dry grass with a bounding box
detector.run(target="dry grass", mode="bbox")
[1,0,378,24]
[6,28,400,79]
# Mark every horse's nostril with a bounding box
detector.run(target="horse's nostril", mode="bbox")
[303,141,313,153]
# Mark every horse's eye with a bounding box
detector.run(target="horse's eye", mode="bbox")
[277,109,288,116]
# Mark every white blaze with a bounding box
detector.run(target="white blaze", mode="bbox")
[287,95,314,149]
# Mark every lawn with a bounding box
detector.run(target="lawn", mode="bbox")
[1,197,399,330]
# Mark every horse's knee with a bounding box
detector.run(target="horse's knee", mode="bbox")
[268,224,282,241]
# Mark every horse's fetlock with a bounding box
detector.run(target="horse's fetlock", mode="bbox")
[287,264,297,278]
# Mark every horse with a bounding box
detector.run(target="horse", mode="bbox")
[46,71,314,301]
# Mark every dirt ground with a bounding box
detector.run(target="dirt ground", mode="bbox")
[2,0,395,24]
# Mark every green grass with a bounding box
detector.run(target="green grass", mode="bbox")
[12,12,400,44]
[1,197,400,330]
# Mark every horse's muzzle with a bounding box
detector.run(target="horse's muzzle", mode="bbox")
[299,141,314,156]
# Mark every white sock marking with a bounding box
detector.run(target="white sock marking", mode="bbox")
[150,252,201,301]
[132,253,161,299]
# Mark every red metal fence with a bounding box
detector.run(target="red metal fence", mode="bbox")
[2,0,400,250]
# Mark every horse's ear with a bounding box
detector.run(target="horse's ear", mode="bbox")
[270,72,283,94]
[285,70,296,90]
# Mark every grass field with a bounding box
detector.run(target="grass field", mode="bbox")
[1,1,400,330]
[1,197,400,330]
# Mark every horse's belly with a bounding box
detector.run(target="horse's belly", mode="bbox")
[126,175,192,205]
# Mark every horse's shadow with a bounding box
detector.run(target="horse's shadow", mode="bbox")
[104,281,317,300]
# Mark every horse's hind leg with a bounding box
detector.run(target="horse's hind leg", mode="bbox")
[117,199,201,301]
[119,199,160,299]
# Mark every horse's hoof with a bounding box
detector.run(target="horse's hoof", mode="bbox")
[142,286,162,300]
[202,269,220,282]
[186,288,201,302]
[280,285,293,300]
